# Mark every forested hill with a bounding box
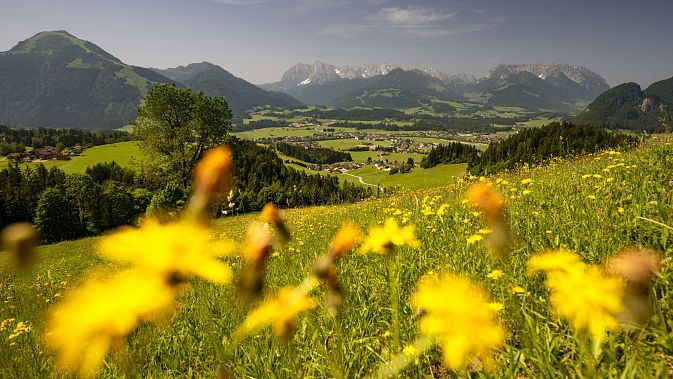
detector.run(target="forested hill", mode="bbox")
[0,31,174,129]
[0,137,370,242]
[574,76,673,132]
[469,122,639,175]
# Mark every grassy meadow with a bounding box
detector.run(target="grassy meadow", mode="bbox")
[0,141,142,173]
[2,138,673,377]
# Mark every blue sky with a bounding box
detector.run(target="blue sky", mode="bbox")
[1,0,672,86]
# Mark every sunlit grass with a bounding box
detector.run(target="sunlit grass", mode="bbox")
[2,140,673,377]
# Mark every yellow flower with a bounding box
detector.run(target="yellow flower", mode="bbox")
[617,207,625,215]
[237,286,316,339]
[412,274,505,371]
[522,189,532,195]
[260,202,282,223]
[467,234,484,245]
[45,270,175,377]
[488,302,505,312]
[436,204,450,216]
[98,219,234,284]
[466,183,504,220]
[7,321,30,340]
[527,249,585,276]
[403,345,418,356]
[528,249,624,343]
[521,178,534,185]
[360,218,420,255]
[478,228,493,235]
[545,266,624,342]
[329,223,361,259]
[510,285,526,295]
[586,195,596,200]
[192,145,232,201]
[486,270,505,280]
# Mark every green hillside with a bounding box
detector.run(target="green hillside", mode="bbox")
[0,141,142,173]
[153,62,304,118]
[0,31,175,129]
[2,139,672,377]
[575,76,673,132]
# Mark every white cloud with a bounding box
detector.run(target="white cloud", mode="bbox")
[367,6,457,27]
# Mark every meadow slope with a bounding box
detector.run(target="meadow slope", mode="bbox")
[1,139,673,378]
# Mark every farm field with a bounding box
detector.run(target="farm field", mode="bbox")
[0,141,143,173]
[2,140,672,378]
[340,164,467,190]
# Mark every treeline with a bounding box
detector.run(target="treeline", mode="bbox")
[0,138,370,243]
[232,119,290,132]
[228,139,368,213]
[292,108,413,121]
[0,125,129,155]
[328,117,515,133]
[469,122,639,175]
[273,142,352,164]
[420,142,481,168]
[0,162,151,243]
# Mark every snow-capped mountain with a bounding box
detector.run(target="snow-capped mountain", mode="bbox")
[485,64,609,100]
[263,61,472,91]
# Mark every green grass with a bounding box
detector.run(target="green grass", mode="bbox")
[316,139,391,150]
[3,140,673,378]
[0,141,143,173]
[341,164,467,190]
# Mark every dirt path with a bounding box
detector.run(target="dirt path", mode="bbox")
[342,172,382,190]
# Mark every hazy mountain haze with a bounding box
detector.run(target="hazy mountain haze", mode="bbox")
[0,0,671,86]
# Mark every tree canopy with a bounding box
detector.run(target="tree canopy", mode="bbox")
[132,84,232,188]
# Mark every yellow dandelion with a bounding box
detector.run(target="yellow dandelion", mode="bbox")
[260,202,281,223]
[521,178,534,185]
[403,345,418,356]
[586,195,596,200]
[360,218,420,255]
[488,302,505,312]
[237,286,316,339]
[510,285,526,295]
[528,250,624,343]
[546,266,623,343]
[192,145,232,202]
[465,183,505,220]
[98,219,234,284]
[522,189,532,196]
[486,269,505,280]
[412,274,505,371]
[527,249,585,276]
[45,270,175,377]
[467,234,484,245]
[617,207,624,215]
[436,204,450,216]
[478,228,493,235]
[329,223,361,259]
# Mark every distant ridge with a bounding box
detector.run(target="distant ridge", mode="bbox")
[152,62,303,117]
[0,32,304,129]
[0,31,175,129]
[261,61,609,113]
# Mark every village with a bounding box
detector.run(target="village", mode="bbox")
[5,144,83,163]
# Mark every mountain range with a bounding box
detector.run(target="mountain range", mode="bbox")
[261,61,610,113]
[0,31,302,129]
[0,31,623,130]
[574,76,673,132]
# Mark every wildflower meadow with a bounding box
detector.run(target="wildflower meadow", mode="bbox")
[1,139,673,378]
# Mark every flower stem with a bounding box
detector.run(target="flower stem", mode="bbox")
[386,253,401,353]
